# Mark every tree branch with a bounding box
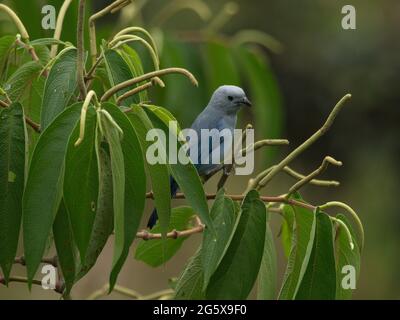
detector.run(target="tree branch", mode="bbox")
[248,94,351,192]
[287,156,342,196]
[77,0,87,99]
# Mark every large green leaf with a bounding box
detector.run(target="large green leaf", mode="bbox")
[206,190,266,300]
[23,103,82,283]
[64,107,98,261]
[202,189,236,289]
[144,106,213,232]
[126,106,171,238]
[53,199,77,295]
[117,45,147,102]
[4,61,42,102]
[174,249,205,300]
[77,140,114,280]
[135,207,195,267]
[257,212,277,300]
[202,41,240,95]
[335,214,361,300]
[103,49,139,106]
[102,103,147,290]
[278,201,317,300]
[40,48,78,129]
[0,103,27,282]
[296,210,336,300]
[100,110,125,284]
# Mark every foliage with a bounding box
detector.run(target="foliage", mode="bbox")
[0,0,363,300]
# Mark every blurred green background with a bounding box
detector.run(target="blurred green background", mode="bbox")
[0,0,399,299]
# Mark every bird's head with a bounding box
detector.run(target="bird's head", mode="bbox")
[208,85,252,114]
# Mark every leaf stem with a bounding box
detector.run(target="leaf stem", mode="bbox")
[75,90,100,146]
[287,156,342,196]
[51,0,74,58]
[101,68,198,102]
[89,0,132,65]
[0,4,29,40]
[249,94,352,192]
[320,201,364,250]
[117,81,153,105]
[331,217,355,250]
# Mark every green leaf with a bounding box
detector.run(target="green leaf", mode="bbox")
[144,106,213,232]
[4,61,42,102]
[174,249,205,300]
[100,111,125,283]
[117,45,147,102]
[64,106,98,261]
[206,190,266,300]
[29,38,67,47]
[53,199,77,295]
[278,202,317,300]
[281,205,295,258]
[296,210,336,300]
[23,103,82,284]
[0,103,27,282]
[236,48,283,162]
[126,106,171,238]
[40,48,78,130]
[257,212,277,300]
[335,214,361,300]
[203,41,240,95]
[202,189,236,289]
[135,207,195,267]
[102,103,146,290]
[0,36,15,80]
[77,140,114,280]
[103,49,140,106]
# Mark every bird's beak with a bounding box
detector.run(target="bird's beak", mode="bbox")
[242,97,252,107]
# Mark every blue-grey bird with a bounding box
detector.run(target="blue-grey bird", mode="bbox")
[147,85,252,228]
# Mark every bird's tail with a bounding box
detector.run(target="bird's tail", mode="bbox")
[147,177,179,229]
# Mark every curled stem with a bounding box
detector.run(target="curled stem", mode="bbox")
[152,0,212,26]
[114,27,159,57]
[283,166,340,187]
[117,81,153,105]
[320,201,364,250]
[75,90,100,146]
[205,2,239,33]
[241,139,289,156]
[288,156,342,195]
[233,29,284,54]
[0,4,29,40]
[77,0,87,98]
[101,68,198,102]
[331,217,355,251]
[100,109,124,137]
[252,94,352,191]
[89,0,132,64]
[51,0,73,58]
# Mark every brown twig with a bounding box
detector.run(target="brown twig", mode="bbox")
[77,0,87,99]
[14,256,58,268]
[145,191,316,211]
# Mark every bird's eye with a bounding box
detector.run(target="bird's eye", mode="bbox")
[227,96,234,101]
